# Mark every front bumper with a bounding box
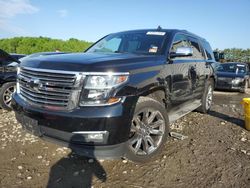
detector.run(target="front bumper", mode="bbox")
[12,93,137,158]
[216,79,245,91]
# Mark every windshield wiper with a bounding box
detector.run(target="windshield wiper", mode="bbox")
[114,50,130,54]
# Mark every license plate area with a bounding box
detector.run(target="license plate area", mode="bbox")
[18,115,42,136]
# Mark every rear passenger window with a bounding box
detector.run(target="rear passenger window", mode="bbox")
[188,37,204,60]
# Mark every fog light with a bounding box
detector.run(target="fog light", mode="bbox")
[87,133,103,140]
[72,131,108,143]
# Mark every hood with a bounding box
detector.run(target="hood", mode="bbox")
[216,71,245,78]
[20,52,165,72]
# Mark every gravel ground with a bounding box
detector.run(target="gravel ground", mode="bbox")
[0,91,250,188]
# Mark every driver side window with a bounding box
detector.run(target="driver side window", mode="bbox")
[171,34,191,59]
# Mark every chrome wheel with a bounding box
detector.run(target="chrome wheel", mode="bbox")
[206,85,213,110]
[129,108,165,156]
[3,85,16,108]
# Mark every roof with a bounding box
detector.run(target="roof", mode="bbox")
[113,28,206,41]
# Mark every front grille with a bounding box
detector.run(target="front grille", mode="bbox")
[18,67,83,110]
[218,77,232,82]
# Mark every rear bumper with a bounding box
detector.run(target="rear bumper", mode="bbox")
[12,93,137,158]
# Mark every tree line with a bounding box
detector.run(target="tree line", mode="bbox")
[0,37,93,54]
[0,37,249,63]
[222,48,250,63]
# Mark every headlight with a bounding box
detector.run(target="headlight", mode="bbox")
[79,73,129,106]
[232,77,244,84]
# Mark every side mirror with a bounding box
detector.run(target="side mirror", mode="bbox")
[170,47,193,58]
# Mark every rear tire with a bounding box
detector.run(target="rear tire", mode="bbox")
[196,79,214,114]
[0,82,16,111]
[125,97,169,163]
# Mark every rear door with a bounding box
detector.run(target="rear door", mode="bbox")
[187,36,207,99]
[200,40,217,88]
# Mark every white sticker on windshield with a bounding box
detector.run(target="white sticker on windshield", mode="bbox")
[149,46,158,53]
[146,31,166,36]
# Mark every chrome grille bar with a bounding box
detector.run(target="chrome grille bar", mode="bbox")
[18,67,84,110]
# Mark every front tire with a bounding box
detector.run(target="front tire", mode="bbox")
[125,97,169,163]
[197,79,214,113]
[0,82,16,111]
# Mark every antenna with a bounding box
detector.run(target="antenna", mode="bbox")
[157,25,162,30]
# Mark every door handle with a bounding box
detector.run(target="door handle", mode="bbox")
[205,62,210,68]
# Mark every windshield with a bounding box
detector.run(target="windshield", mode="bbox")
[217,63,246,73]
[86,31,167,55]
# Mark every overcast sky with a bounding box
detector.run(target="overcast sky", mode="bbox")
[0,0,250,50]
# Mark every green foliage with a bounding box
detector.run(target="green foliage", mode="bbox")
[0,37,93,54]
[222,48,250,63]
[1,37,249,63]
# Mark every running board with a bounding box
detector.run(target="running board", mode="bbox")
[168,100,201,124]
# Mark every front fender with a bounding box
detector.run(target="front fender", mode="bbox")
[117,65,167,97]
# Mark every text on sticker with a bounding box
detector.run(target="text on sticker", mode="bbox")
[146,31,166,36]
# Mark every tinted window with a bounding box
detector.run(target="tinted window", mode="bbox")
[170,34,191,59]
[217,63,247,73]
[188,37,204,59]
[102,37,122,52]
[87,31,167,55]
[171,34,190,51]
[201,41,214,60]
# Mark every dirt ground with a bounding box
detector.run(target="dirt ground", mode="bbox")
[0,90,250,188]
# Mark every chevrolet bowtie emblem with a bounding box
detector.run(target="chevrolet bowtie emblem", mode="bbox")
[26,78,42,92]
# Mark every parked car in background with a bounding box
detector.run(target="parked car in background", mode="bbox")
[10,53,26,61]
[216,62,250,93]
[12,29,216,162]
[0,50,67,110]
[0,50,24,110]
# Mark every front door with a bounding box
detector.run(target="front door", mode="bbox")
[168,34,198,106]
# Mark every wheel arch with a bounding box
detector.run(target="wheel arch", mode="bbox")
[137,85,170,109]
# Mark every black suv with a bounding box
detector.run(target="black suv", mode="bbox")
[12,29,215,162]
[0,50,25,110]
